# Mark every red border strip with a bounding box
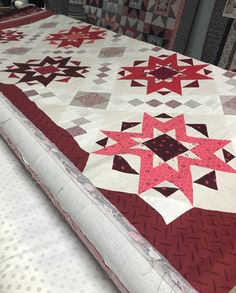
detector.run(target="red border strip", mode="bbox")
[0,83,89,170]
[0,6,54,29]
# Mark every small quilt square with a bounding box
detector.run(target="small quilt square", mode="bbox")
[221,95,236,115]
[39,22,58,29]
[98,47,125,58]
[3,47,32,55]
[71,91,111,109]
[66,125,87,136]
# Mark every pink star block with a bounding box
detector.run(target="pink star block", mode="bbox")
[94,114,236,204]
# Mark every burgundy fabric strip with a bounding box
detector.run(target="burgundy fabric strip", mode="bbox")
[0,83,89,170]
[0,6,54,29]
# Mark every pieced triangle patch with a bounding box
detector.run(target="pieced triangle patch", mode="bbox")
[9,73,19,78]
[118,70,125,76]
[180,58,194,65]
[158,91,170,95]
[153,187,178,197]
[96,137,108,147]
[112,155,139,174]
[194,171,218,190]
[27,82,38,86]
[187,124,209,137]
[155,113,173,119]
[134,60,145,66]
[184,80,199,88]
[56,77,71,82]
[131,80,145,87]
[204,69,212,75]
[71,61,81,66]
[121,122,141,131]
[223,149,235,163]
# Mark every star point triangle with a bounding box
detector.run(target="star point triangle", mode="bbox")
[153,186,178,197]
[194,171,218,190]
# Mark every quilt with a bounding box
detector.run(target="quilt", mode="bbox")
[0,6,236,293]
[84,0,199,53]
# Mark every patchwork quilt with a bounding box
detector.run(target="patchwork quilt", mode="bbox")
[0,6,236,293]
[84,0,199,52]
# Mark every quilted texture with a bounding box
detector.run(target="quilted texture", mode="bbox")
[102,189,236,293]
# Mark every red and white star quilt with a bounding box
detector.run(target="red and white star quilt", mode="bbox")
[0,7,236,293]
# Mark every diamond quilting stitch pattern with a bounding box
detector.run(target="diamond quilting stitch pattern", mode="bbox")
[119,53,212,95]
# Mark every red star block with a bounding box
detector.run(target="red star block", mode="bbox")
[46,25,106,48]
[94,114,236,204]
[0,30,25,43]
[119,54,212,95]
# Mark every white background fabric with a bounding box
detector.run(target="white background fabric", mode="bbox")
[0,137,118,293]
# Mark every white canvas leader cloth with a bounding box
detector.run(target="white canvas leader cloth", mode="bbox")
[0,136,118,293]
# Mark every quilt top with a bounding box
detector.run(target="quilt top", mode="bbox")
[0,8,236,292]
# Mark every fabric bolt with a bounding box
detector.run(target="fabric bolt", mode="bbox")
[218,20,236,71]
[201,0,233,67]
[172,0,199,53]
[0,6,236,293]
